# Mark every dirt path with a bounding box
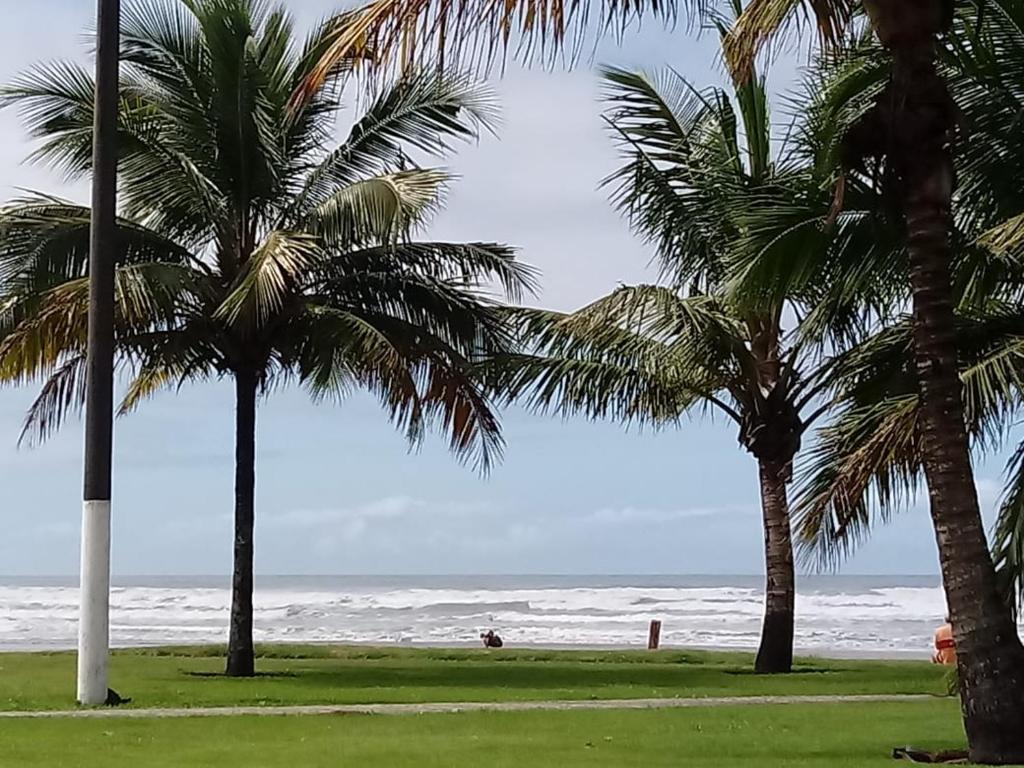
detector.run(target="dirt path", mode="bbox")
[0,693,941,720]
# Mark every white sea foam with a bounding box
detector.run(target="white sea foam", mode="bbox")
[0,575,975,655]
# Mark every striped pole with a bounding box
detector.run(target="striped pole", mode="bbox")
[77,0,121,706]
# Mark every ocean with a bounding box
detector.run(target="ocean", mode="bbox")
[0,575,956,658]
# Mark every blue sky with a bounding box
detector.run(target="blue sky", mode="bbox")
[0,0,1009,576]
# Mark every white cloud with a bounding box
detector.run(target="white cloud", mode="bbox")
[270,496,425,528]
[264,498,420,545]
[583,505,745,525]
[265,496,495,541]
[424,522,544,554]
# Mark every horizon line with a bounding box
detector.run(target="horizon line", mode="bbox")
[0,572,942,580]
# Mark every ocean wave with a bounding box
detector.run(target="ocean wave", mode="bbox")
[0,577,992,655]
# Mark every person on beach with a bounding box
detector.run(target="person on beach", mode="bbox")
[480,630,503,648]
[932,616,956,665]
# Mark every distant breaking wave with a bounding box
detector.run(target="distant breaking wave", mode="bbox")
[0,574,972,656]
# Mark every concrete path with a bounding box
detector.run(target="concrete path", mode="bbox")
[0,693,940,720]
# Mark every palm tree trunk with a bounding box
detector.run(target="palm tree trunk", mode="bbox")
[226,368,257,677]
[890,31,1024,764]
[754,459,794,674]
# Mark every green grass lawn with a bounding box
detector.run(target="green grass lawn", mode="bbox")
[0,645,947,711]
[0,701,974,767]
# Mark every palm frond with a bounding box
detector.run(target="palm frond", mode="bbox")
[792,394,921,569]
[119,331,218,414]
[993,441,1024,617]
[725,0,857,81]
[0,261,200,388]
[217,231,324,327]
[16,353,89,447]
[302,168,450,247]
[320,240,536,309]
[601,66,741,290]
[0,60,101,176]
[0,55,226,246]
[420,356,504,474]
[980,212,1024,255]
[0,197,199,300]
[575,285,755,385]
[298,304,504,472]
[297,305,411,400]
[288,69,496,223]
[794,307,1024,568]
[490,285,755,426]
[487,306,697,425]
[289,0,694,108]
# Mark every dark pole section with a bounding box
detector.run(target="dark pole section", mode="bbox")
[83,0,120,502]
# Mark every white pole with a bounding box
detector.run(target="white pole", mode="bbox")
[77,501,111,704]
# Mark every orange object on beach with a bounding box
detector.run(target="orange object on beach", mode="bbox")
[932,622,956,666]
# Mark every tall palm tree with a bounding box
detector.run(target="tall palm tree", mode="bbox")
[489,50,870,672]
[0,0,535,677]
[726,1,1024,759]
[770,0,1024,569]
[497,291,826,674]
[934,1,1024,626]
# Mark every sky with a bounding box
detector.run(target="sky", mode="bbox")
[0,0,1011,577]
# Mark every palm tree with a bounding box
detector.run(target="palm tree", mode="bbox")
[725,2,1024,758]
[498,291,823,674]
[774,2,1024,569]
[942,2,1024,626]
[489,50,869,673]
[0,0,535,677]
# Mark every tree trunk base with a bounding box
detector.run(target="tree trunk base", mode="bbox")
[755,609,794,674]
[755,459,796,676]
[225,647,255,677]
[961,634,1024,765]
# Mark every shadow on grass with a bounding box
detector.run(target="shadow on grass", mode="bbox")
[724,668,839,676]
[125,646,750,667]
[186,671,300,680]
[143,648,943,696]
[163,655,946,699]
[187,662,900,695]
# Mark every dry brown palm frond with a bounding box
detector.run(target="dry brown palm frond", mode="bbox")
[289,0,694,111]
[724,0,856,82]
